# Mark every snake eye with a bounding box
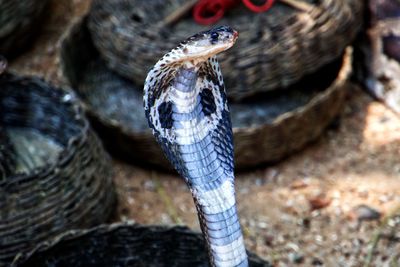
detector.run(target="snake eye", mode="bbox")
[210,32,219,43]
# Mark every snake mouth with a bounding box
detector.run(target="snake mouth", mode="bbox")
[233,30,239,40]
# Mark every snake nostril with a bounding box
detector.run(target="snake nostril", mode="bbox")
[130,13,142,22]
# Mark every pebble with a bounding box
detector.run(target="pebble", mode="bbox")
[332,190,341,199]
[239,187,249,194]
[127,197,135,205]
[349,204,381,221]
[387,217,399,227]
[315,235,323,243]
[264,235,274,246]
[290,179,309,190]
[289,252,304,264]
[143,180,155,191]
[264,168,279,181]
[312,258,324,265]
[309,195,331,211]
[257,221,268,229]
[255,178,264,186]
[299,217,311,229]
[357,189,369,198]
[379,194,392,203]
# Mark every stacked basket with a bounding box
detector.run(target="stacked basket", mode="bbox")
[60,0,363,170]
[0,73,116,266]
[87,0,362,99]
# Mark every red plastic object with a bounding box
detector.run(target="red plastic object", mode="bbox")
[193,0,240,25]
[242,0,275,13]
[193,0,275,25]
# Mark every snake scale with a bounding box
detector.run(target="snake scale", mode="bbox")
[144,26,247,266]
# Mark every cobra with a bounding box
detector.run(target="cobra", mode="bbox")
[144,26,247,266]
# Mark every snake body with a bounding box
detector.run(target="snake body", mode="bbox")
[144,26,247,266]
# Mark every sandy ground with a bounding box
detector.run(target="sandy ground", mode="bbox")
[9,0,400,266]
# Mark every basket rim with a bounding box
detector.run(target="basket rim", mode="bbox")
[11,221,270,266]
[60,17,352,141]
[10,221,196,265]
[59,17,152,139]
[0,72,91,184]
[235,47,353,134]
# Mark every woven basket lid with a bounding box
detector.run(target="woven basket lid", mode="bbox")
[0,73,116,266]
[12,222,271,267]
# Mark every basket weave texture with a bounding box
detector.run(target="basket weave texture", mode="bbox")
[87,0,363,100]
[12,223,271,267]
[0,73,116,266]
[0,0,49,57]
[61,18,352,170]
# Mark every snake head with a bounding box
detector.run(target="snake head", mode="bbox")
[172,26,238,65]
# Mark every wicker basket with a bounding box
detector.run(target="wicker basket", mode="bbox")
[61,18,351,170]
[11,222,271,267]
[87,0,363,100]
[0,126,15,179]
[0,0,49,58]
[0,73,116,266]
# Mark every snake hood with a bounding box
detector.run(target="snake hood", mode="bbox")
[144,26,248,266]
[144,25,239,146]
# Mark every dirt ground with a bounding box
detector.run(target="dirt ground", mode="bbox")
[9,0,400,266]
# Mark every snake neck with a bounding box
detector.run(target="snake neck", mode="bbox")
[173,67,198,93]
[166,67,248,267]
